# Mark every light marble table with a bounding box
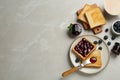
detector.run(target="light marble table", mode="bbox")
[0,0,120,80]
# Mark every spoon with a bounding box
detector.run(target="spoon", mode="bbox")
[62,57,96,77]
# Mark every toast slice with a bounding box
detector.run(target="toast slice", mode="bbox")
[78,4,97,23]
[72,38,96,60]
[83,50,102,68]
[85,7,106,29]
[77,4,91,23]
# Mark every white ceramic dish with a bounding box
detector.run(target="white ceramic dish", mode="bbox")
[69,35,110,74]
[111,20,120,36]
[104,0,120,15]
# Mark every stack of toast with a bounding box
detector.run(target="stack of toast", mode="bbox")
[77,4,106,34]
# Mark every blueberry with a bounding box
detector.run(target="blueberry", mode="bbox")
[118,26,120,29]
[117,21,120,25]
[98,39,102,44]
[93,41,98,44]
[98,46,102,50]
[118,27,120,33]
[104,35,108,40]
[114,22,118,26]
[113,26,118,32]
[111,36,116,40]
[105,28,109,32]
[75,58,80,63]
[107,41,111,46]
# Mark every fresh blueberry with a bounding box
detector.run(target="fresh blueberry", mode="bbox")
[105,28,109,32]
[75,57,80,63]
[93,41,98,44]
[107,41,111,46]
[113,26,118,31]
[98,46,102,50]
[98,39,102,44]
[104,35,108,40]
[111,36,116,40]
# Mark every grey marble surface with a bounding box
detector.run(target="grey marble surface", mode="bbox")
[0,0,120,80]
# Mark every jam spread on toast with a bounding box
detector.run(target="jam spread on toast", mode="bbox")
[74,38,94,57]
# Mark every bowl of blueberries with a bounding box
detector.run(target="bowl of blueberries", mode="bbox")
[112,20,120,36]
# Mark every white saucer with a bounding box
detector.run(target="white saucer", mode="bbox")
[69,35,110,74]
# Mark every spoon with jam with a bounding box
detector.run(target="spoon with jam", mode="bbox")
[62,57,97,77]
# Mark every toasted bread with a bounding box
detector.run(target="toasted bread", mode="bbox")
[77,4,91,23]
[78,4,97,23]
[77,4,97,16]
[77,8,83,16]
[83,23,90,29]
[83,50,102,68]
[72,38,96,60]
[85,7,106,29]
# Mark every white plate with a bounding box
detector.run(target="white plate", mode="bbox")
[69,35,110,74]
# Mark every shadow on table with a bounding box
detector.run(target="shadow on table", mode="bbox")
[103,9,119,21]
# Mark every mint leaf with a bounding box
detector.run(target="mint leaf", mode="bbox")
[68,23,73,32]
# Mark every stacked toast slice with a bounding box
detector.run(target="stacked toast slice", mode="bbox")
[77,4,106,34]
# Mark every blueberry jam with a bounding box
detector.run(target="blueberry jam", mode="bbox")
[112,42,120,55]
[68,23,82,36]
[113,21,120,33]
[74,38,94,57]
[90,57,97,63]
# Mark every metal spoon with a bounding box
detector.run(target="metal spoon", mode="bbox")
[62,58,91,77]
